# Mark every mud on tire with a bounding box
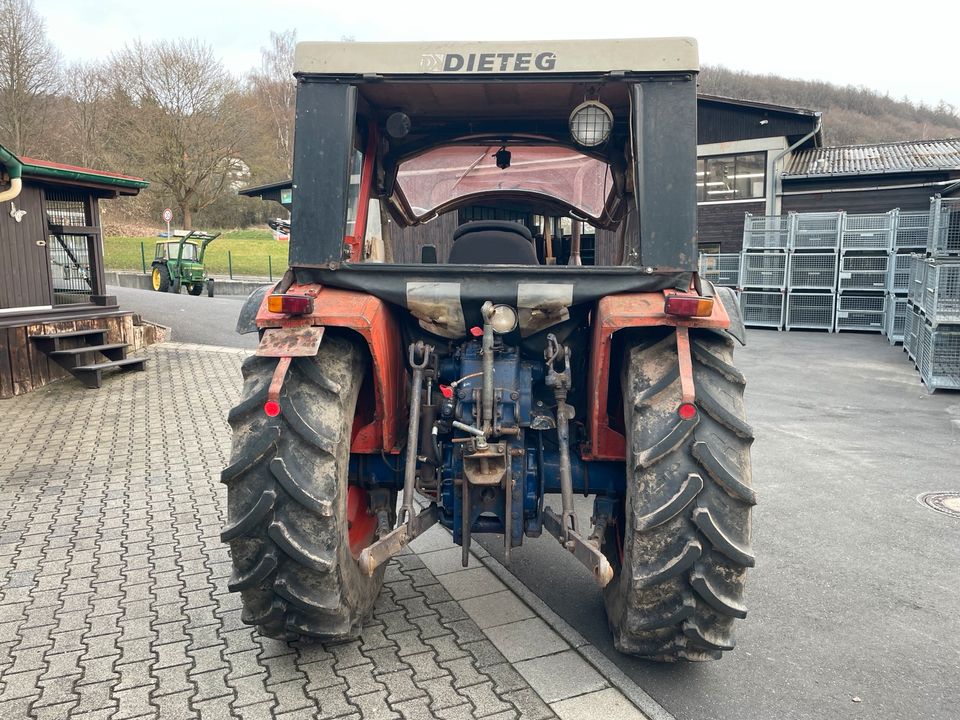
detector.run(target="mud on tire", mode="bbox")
[603,329,756,661]
[221,332,384,639]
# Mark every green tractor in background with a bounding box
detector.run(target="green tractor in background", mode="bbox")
[150,230,219,296]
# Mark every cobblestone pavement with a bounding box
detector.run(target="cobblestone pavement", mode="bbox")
[0,343,650,720]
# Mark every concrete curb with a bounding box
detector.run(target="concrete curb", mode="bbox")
[105,270,272,296]
[415,498,675,720]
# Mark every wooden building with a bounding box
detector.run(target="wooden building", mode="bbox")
[0,144,152,398]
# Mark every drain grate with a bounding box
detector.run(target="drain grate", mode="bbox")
[917,491,960,519]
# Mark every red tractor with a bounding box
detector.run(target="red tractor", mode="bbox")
[226,38,754,661]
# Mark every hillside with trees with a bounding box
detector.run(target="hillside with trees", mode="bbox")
[700,66,960,146]
[2,0,959,231]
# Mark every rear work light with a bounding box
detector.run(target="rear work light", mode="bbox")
[664,295,714,318]
[267,294,313,315]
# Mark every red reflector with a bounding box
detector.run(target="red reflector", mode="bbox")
[264,400,281,417]
[664,295,714,318]
[469,326,484,337]
[267,294,313,315]
[678,403,697,420]
[439,384,454,399]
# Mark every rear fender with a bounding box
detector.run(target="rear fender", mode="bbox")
[254,282,405,454]
[584,290,730,461]
[236,284,276,334]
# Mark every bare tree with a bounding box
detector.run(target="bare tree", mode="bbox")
[248,30,296,174]
[0,0,60,155]
[64,61,109,167]
[110,39,245,228]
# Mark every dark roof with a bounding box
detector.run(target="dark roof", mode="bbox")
[697,94,821,118]
[784,138,960,178]
[20,155,148,190]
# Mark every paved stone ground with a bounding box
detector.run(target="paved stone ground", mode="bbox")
[0,343,649,720]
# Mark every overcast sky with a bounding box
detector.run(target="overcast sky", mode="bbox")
[38,0,960,110]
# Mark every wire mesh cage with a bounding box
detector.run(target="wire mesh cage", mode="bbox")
[835,293,886,332]
[791,212,842,250]
[787,252,838,290]
[885,294,908,344]
[886,252,914,293]
[904,302,922,361]
[916,321,960,391]
[927,197,960,256]
[908,255,927,305]
[740,290,784,328]
[740,251,787,289]
[893,210,929,250]
[920,259,960,325]
[786,292,835,331]
[44,189,90,227]
[698,252,741,287]
[838,253,890,291]
[840,212,895,251]
[743,214,791,250]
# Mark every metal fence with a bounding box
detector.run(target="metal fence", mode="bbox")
[840,212,895,251]
[838,254,889,291]
[885,294,908,344]
[743,214,791,250]
[894,210,930,250]
[915,321,960,390]
[740,251,787,290]
[836,294,886,332]
[793,212,842,250]
[919,259,960,325]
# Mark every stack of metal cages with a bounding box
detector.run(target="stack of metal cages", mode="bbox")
[835,211,894,333]
[885,210,928,344]
[902,196,960,391]
[740,213,789,329]
[698,252,741,288]
[786,212,840,331]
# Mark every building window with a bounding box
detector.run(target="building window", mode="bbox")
[697,153,765,202]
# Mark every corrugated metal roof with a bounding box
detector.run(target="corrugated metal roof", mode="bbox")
[784,138,960,177]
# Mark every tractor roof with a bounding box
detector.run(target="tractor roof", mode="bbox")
[294,38,699,77]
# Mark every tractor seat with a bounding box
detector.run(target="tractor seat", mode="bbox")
[448,221,539,265]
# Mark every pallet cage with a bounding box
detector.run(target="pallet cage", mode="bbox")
[740,290,784,328]
[927,197,960,256]
[740,251,787,289]
[840,212,894,251]
[838,254,889,291]
[835,294,886,332]
[791,213,842,250]
[743,214,791,250]
[904,302,923,361]
[698,252,741,287]
[894,210,929,250]
[786,292,835,331]
[908,255,927,305]
[787,252,838,290]
[885,294,908,344]
[916,320,960,391]
[920,259,960,325]
[887,252,914,293]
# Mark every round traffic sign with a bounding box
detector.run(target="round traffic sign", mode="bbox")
[162,208,173,223]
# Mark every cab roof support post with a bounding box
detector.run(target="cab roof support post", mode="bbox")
[631,79,698,273]
[290,81,358,267]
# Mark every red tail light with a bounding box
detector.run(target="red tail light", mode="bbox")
[267,294,313,315]
[264,400,281,417]
[664,295,714,318]
[678,402,697,420]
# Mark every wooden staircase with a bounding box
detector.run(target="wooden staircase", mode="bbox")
[31,328,146,389]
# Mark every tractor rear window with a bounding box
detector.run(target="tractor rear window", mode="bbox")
[396,145,612,220]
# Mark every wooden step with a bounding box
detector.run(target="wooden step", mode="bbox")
[31,328,108,353]
[48,343,128,357]
[72,357,147,389]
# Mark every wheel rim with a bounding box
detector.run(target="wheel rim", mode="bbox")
[151,268,161,290]
[346,486,377,559]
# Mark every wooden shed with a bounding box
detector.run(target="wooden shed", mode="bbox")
[0,144,152,398]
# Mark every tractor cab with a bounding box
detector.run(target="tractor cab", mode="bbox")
[225,39,755,662]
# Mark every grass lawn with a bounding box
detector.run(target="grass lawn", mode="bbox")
[103,229,289,278]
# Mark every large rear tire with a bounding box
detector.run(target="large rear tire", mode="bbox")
[221,333,384,640]
[603,329,756,661]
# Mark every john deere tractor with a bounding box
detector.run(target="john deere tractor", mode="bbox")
[225,38,754,661]
[151,230,219,296]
